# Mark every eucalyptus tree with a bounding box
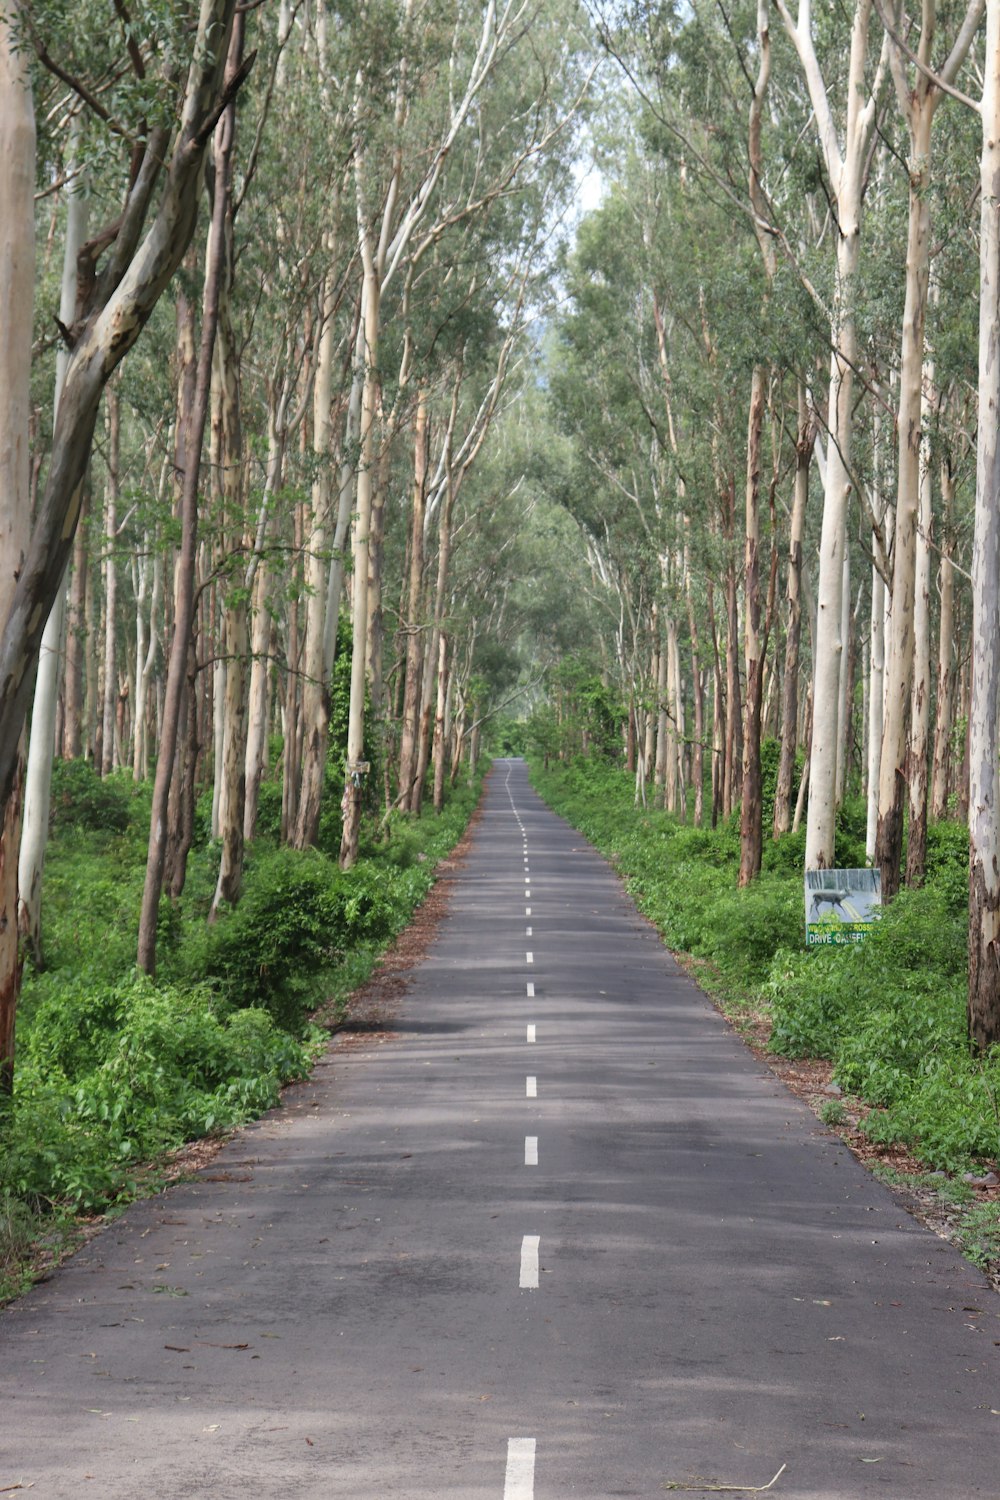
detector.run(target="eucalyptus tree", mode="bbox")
[873,0,984,898]
[774,0,888,870]
[969,0,1000,1049]
[0,6,35,1087]
[18,120,88,964]
[0,0,243,1064]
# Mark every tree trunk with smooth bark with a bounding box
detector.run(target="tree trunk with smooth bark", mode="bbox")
[969,0,1000,1051]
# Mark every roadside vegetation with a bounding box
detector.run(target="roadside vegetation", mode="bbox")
[0,756,481,1302]
[530,751,1000,1275]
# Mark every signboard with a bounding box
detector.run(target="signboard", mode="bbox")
[804,867,881,946]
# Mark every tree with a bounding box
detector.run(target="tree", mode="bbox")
[968,0,1000,1050]
[0,3,35,1088]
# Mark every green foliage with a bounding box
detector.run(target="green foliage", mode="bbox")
[48,759,133,834]
[954,1202,1000,1272]
[699,877,803,984]
[819,1097,847,1127]
[490,716,529,756]
[4,975,314,1212]
[203,848,387,1030]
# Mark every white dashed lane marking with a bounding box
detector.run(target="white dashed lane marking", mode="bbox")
[525,1136,538,1166]
[527,1024,536,1042]
[526,982,534,998]
[519,1237,540,1290]
[526,1076,537,1098]
[504,1437,536,1498]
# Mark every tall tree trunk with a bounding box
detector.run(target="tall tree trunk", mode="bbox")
[100,386,121,776]
[876,102,935,897]
[431,632,449,813]
[294,268,339,849]
[398,388,429,810]
[739,364,766,884]
[19,139,88,961]
[243,423,285,840]
[776,0,882,869]
[62,480,89,760]
[0,10,34,1088]
[653,605,668,809]
[133,545,161,782]
[930,460,957,818]
[905,374,935,887]
[137,20,240,972]
[209,203,246,913]
[969,0,1000,1051]
[686,585,704,828]
[339,209,381,870]
[773,385,810,836]
[723,556,742,819]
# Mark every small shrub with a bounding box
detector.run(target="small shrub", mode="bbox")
[203,848,348,1030]
[819,1097,846,1126]
[698,877,803,984]
[49,759,131,833]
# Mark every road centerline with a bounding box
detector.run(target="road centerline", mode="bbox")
[519,1236,540,1290]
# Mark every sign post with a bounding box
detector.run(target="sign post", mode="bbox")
[804,867,881,946]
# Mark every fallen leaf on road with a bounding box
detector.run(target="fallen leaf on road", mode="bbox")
[164,1345,190,1353]
[662,1464,786,1493]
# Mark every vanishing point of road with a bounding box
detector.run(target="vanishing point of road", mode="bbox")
[2,760,998,1497]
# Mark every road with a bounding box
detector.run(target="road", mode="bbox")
[2,759,998,1497]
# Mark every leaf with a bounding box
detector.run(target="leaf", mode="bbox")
[662,1464,786,1493]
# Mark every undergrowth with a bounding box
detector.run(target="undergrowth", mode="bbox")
[531,755,1000,1178]
[1,759,481,1298]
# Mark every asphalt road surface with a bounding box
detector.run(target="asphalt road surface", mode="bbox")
[3,759,999,1498]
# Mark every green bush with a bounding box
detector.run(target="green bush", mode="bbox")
[203,848,351,1030]
[6,974,313,1210]
[699,876,803,983]
[49,759,132,834]
[925,819,970,918]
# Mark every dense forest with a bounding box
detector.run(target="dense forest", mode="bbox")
[2,0,1000,1270]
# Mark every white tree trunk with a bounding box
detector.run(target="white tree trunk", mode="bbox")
[969,0,1000,1050]
[807,229,860,866]
[776,0,884,868]
[19,132,87,959]
[100,386,121,776]
[0,9,34,1083]
[294,263,339,848]
[930,459,956,818]
[243,422,285,841]
[339,212,380,869]
[905,367,935,885]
